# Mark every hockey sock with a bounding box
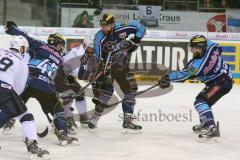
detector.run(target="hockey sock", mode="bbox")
[21,121,38,140]
[122,93,135,114]
[194,102,215,127]
[75,97,87,114]
[17,112,38,141]
[53,112,68,133]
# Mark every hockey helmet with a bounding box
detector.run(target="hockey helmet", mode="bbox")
[9,35,29,56]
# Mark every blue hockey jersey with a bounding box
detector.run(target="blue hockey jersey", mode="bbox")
[169,40,232,84]
[6,26,63,93]
[94,20,146,62]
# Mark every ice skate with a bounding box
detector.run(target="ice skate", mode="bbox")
[192,122,209,134]
[57,130,79,146]
[198,122,220,143]
[79,113,89,128]
[2,119,16,135]
[24,138,50,160]
[88,113,100,129]
[122,113,142,134]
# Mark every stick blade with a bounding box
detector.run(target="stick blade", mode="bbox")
[37,127,49,138]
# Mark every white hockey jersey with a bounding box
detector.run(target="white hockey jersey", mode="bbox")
[63,44,85,76]
[0,48,29,95]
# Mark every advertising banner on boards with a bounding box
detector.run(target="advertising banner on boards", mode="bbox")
[61,7,226,32]
[226,9,240,32]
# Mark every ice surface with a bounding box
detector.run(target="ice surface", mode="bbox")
[1,83,240,160]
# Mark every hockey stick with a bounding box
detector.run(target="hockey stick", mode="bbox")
[37,113,54,138]
[37,48,125,137]
[60,62,169,102]
[58,40,135,99]
[60,48,124,98]
[37,42,125,136]
[100,66,170,108]
[103,50,113,74]
[37,127,48,138]
[102,83,160,108]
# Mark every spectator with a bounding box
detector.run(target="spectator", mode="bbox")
[204,0,226,8]
[72,10,94,28]
[88,0,103,8]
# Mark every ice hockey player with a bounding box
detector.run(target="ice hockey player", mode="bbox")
[88,13,146,133]
[55,37,95,132]
[0,36,49,159]
[158,35,233,140]
[4,21,78,145]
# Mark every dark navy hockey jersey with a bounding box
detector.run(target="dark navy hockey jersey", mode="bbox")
[6,26,63,93]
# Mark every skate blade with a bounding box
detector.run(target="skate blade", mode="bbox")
[59,139,80,146]
[69,132,78,135]
[193,130,208,135]
[80,123,89,128]
[29,153,50,160]
[68,130,78,135]
[121,128,142,134]
[198,136,221,144]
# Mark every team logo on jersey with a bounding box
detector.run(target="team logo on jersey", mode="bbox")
[119,32,127,39]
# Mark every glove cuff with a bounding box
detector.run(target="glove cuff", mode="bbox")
[132,36,141,44]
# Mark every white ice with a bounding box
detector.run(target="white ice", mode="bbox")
[0,83,240,160]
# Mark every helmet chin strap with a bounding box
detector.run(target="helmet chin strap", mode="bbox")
[54,44,64,52]
[10,46,25,56]
[20,46,26,56]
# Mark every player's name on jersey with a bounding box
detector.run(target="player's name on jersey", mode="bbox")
[38,75,50,83]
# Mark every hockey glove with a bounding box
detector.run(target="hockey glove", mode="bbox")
[5,21,17,34]
[158,74,171,89]
[119,40,133,50]
[103,41,115,53]
[126,38,140,53]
